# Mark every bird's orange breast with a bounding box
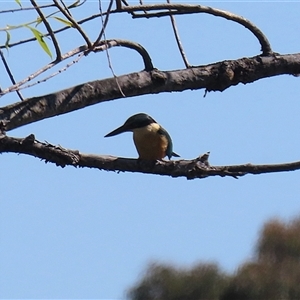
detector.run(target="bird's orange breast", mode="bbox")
[133,124,168,160]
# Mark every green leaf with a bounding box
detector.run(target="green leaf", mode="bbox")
[25,25,52,58]
[51,16,74,27]
[68,0,80,9]
[14,0,22,7]
[5,30,11,49]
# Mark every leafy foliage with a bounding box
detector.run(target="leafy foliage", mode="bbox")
[257,218,300,263]
[128,263,227,300]
[128,216,300,300]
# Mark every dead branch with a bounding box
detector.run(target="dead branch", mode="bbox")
[0,45,86,95]
[0,39,153,95]
[20,52,85,91]
[1,133,300,179]
[1,53,299,131]
[120,4,272,55]
[1,2,270,59]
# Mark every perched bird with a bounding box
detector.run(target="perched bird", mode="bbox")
[104,113,180,160]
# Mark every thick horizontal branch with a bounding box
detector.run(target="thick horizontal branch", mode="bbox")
[1,53,300,131]
[1,134,300,179]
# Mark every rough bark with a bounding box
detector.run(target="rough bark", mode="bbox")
[1,53,300,132]
[1,134,300,180]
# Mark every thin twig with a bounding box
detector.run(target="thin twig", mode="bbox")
[166,0,190,68]
[0,0,87,32]
[104,50,125,97]
[97,0,125,97]
[52,0,92,48]
[139,0,148,15]
[1,3,271,56]
[0,13,102,50]
[0,3,56,14]
[0,0,90,51]
[18,53,85,91]
[1,46,86,95]
[0,1,124,50]
[0,49,24,101]
[59,0,72,17]
[30,0,62,60]
[0,39,153,95]
[0,0,87,14]
[92,0,114,48]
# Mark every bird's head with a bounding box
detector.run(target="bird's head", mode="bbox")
[104,113,157,137]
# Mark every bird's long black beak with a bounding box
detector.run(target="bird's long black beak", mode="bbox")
[104,124,128,137]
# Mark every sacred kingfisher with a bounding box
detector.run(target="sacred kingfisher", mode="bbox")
[104,113,180,160]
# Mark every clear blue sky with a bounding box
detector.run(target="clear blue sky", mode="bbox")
[1,1,300,299]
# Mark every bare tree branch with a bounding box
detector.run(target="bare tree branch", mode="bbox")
[0,39,153,95]
[0,45,86,95]
[92,0,114,47]
[91,0,126,96]
[58,0,72,16]
[0,0,87,14]
[20,52,85,91]
[166,0,190,68]
[53,0,92,48]
[0,2,298,178]
[0,49,24,101]
[120,4,272,55]
[1,53,299,132]
[1,2,270,59]
[95,39,153,71]
[0,3,56,14]
[1,134,300,179]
